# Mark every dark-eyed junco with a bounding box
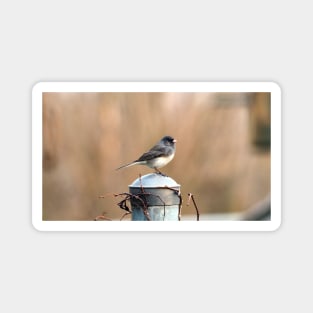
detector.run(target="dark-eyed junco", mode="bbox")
[116,135,177,175]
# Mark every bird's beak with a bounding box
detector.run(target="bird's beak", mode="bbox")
[173,139,177,143]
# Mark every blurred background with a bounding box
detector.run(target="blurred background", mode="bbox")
[43,92,270,221]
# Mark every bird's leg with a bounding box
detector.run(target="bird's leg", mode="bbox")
[154,168,167,176]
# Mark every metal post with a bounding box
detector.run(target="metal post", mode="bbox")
[129,173,181,221]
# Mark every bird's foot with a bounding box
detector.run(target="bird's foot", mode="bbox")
[154,169,168,177]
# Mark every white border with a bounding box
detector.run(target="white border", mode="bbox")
[32,82,281,231]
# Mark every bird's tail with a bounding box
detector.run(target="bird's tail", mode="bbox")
[115,161,137,171]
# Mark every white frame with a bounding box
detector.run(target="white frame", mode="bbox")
[32,82,281,231]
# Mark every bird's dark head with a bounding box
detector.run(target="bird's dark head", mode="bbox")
[161,135,177,147]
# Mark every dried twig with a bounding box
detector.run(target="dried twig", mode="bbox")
[97,176,199,222]
[187,193,200,221]
[94,212,112,221]
[120,212,131,221]
[160,186,182,221]
[116,192,151,220]
[98,189,153,221]
[98,192,117,199]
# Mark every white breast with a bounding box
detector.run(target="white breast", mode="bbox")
[148,153,175,169]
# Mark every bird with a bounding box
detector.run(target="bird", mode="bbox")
[116,135,177,175]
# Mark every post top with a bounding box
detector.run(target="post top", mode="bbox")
[129,173,180,188]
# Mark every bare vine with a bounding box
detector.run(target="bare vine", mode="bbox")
[95,175,200,221]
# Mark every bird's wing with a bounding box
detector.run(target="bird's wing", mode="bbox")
[136,145,169,162]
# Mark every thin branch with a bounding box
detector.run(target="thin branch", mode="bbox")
[94,212,112,221]
[97,176,199,222]
[187,193,200,221]
[120,212,131,221]
[160,186,182,221]
[98,193,116,199]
